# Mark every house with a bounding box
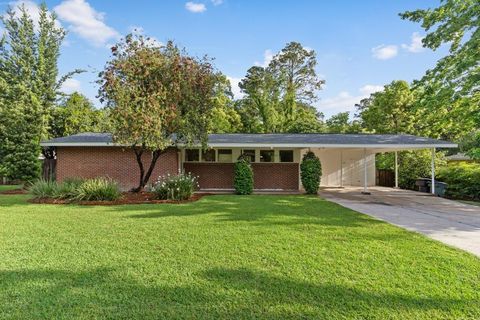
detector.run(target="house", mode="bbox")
[40,133,457,193]
[445,152,475,163]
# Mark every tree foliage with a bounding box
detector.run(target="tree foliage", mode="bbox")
[325,112,361,133]
[233,156,254,195]
[209,75,242,133]
[51,92,110,137]
[98,34,217,191]
[0,3,78,181]
[236,42,325,133]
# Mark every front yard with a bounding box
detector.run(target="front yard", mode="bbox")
[0,193,479,319]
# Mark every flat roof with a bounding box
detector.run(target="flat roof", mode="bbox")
[41,132,457,149]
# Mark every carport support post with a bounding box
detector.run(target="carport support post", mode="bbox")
[431,147,436,195]
[394,151,399,188]
[362,148,370,195]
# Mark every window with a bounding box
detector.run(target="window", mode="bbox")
[185,149,199,162]
[218,149,233,162]
[260,150,274,162]
[202,149,216,162]
[279,150,294,162]
[242,149,255,162]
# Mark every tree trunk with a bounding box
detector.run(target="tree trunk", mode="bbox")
[132,147,165,192]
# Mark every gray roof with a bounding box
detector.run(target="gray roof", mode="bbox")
[445,153,472,161]
[41,132,457,148]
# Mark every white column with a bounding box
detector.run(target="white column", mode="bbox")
[394,151,399,188]
[431,147,436,195]
[362,148,369,194]
[340,150,343,187]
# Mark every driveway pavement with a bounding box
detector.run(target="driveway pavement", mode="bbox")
[320,187,480,257]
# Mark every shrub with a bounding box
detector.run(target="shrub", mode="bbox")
[437,163,480,200]
[52,178,84,199]
[74,178,121,201]
[149,173,199,200]
[300,151,322,194]
[234,156,254,195]
[28,179,58,198]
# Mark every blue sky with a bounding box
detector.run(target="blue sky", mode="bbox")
[1,0,447,118]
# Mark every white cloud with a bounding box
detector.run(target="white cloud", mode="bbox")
[227,76,243,99]
[401,32,425,53]
[60,78,81,94]
[7,0,62,29]
[318,85,383,115]
[211,0,223,5]
[371,44,398,60]
[254,49,273,68]
[54,0,120,47]
[359,84,383,95]
[185,2,206,13]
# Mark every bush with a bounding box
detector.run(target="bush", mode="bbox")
[376,150,446,190]
[300,151,322,194]
[28,179,58,198]
[75,177,121,201]
[149,173,199,200]
[437,163,480,200]
[52,178,84,199]
[29,177,121,202]
[234,156,254,195]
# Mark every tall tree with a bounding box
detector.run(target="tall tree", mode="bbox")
[0,3,78,181]
[98,35,217,191]
[236,42,325,133]
[325,112,361,133]
[209,75,242,133]
[356,81,415,134]
[400,0,479,101]
[50,92,110,137]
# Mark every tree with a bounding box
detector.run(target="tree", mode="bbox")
[98,35,217,192]
[400,0,479,101]
[50,92,110,137]
[300,151,322,194]
[236,42,325,133]
[356,81,415,134]
[459,130,480,160]
[0,3,79,181]
[325,112,361,133]
[209,75,242,133]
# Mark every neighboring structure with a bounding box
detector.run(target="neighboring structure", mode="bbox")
[445,153,475,163]
[41,133,457,193]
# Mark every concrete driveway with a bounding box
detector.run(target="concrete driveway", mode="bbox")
[320,187,480,257]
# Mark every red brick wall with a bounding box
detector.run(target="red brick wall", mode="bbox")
[184,163,234,189]
[184,162,299,190]
[252,163,299,190]
[56,147,178,190]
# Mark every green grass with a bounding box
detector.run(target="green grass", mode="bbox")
[1,194,479,319]
[0,184,21,192]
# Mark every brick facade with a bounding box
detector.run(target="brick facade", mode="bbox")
[184,162,299,190]
[56,147,179,190]
[252,163,299,190]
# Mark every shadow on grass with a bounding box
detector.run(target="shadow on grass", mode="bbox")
[121,195,383,228]
[0,266,474,319]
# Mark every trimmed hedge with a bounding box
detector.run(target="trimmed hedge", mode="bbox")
[437,163,480,200]
[300,151,322,194]
[234,156,254,195]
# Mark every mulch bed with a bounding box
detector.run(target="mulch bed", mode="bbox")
[28,192,211,206]
[0,188,27,195]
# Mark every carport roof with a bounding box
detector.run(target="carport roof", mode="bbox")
[41,132,457,149]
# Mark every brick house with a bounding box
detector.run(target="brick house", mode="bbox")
[41,133,456,193]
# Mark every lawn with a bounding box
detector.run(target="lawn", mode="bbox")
[1,194,479,319]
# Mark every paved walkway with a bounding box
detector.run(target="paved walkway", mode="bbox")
[319,187,480,257]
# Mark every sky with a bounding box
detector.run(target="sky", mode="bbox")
[0,0,448,118]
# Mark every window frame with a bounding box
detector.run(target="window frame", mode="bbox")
[279,149,294,163]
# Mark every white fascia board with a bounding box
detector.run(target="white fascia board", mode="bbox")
[40,142,458,149]
[201,143,458,149]
[39,142,118,147]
